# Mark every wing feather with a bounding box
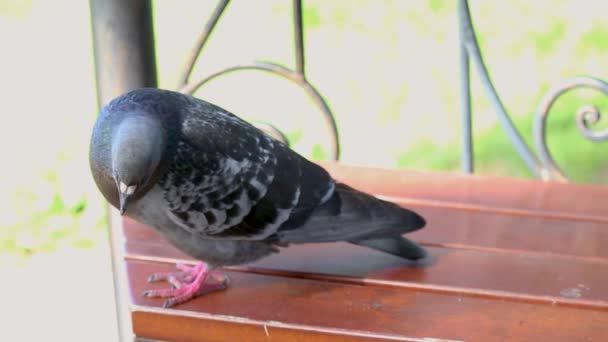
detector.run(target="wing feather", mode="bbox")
[159,102,328,240]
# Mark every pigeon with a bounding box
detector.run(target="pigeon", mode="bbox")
[89,88,427,308]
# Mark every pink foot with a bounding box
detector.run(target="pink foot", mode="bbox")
[143,262,230,308]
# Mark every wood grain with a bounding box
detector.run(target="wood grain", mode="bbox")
[124,231,608,310]
[318,162,608,222]
[129,261,608,342]
[121,163,608,341]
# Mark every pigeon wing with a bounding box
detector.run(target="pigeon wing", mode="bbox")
[162,101,333,241]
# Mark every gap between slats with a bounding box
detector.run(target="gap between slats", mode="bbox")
[123,250,608,312]
[385,196,608,224]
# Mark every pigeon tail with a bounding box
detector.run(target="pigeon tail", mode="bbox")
[277,183,426,246]
[349,235,427,260]
[332,183,426,237]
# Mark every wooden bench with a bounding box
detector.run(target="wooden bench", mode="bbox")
[121,162,608,341]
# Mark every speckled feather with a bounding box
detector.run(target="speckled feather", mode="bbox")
[89,88,427,267]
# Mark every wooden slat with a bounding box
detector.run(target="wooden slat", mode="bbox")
[125,234,608,310]
[122,188,608,309]
[319,162,608,222]
[128,260,608,342]
[132,310,422,342]
[407,205,608,260]
[122,163,608,341]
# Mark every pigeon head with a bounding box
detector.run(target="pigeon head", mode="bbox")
[111,114,165,214]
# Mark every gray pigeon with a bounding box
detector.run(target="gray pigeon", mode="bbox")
[89,88,426,307]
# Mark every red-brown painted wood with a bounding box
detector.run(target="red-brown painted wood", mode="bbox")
[318,162,608,222]
[121,163,608,341]
[129,261,608,342]
[124,227,608,310]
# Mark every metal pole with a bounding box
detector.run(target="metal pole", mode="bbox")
[90,0,157,106]
[458,0,542,177]
[293,0,305,78]
[458,2,473,173]
[89,1,157,340]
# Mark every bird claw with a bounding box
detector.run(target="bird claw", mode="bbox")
[147,273,190,289]
[143,262,230,307]
[147,263,200,283]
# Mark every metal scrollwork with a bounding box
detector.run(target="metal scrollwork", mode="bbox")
[177,0,340,160]
[459,0,606,182]
[576,104,608,142]
[534,76,608,181]
[458,0,545,177]
[176,0,606,178]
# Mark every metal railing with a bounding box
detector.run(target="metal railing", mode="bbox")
[458,0,607,181]
[174,0,607,182]
[176,0,341,160]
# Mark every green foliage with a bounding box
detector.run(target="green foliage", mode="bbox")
[532,21,566,55]
[311,144,329,160]
[398,92,608,183]
[580,26,608,54]
[0,131,107,260]
[0,169,107,258]
[286,129,304,146]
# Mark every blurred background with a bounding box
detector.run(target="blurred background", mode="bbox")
[1,0,607,340]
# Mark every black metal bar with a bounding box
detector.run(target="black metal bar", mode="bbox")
[293,0,306,78]
[90,0,157,105]
[89,0,158,340]
[178,0,230,87]
[458,4,473,173]
[459,0,543,177]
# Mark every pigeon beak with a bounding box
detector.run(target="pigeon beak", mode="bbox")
[118,191,130,215]
[118,182,137,215]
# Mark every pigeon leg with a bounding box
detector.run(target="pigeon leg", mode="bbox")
[147,263,199,284]
[143,262,230,307]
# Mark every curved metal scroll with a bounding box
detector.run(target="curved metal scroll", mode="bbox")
[458,0,607,182]
[534,76,608,181]
[458,0,544,177]
[177,0,341,160]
